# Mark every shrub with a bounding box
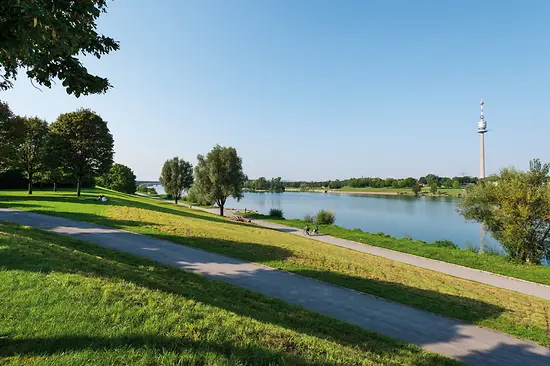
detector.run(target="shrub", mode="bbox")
[303,214,314,223]
[315,209,335,225]
[147,187,157,195]
[269,208,284,218]
[136,184,148,193]
[433,239,458,249]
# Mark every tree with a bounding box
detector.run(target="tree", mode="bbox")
[443,178,453,189]
[426,174,439,185]
[429,181,438,195]
[452,179,461,189]
[411,184,421,196]
[418,176,427,185]
[458,159,550,264]
[11,117,50,194]
[159,157,193,204]
[41,130,66,192]
[0,101,16,171]
[270,177,285,193]
[0,0,119,96]
[50,109,114,196]
[194,145,246,216]
[0,109,49,194]
[97,163,137,194]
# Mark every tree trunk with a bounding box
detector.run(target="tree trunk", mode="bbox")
[53,182,57,192]
[28,175,33,195]
[76,177,82,197]
[175,195,178,205]
[219,204,224,217]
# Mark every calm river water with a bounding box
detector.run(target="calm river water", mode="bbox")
[152,186,498,251]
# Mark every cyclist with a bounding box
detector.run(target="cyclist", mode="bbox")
[304,224,310,235]
[313,225,319,235]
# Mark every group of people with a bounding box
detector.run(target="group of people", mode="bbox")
[97,195,108,202]
[304,224,319,236]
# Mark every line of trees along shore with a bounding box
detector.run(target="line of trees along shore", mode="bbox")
[283,174,477,190]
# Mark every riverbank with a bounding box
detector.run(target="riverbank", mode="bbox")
[2,188,550,347]
[241,212,550,287]
[286,186,465,197]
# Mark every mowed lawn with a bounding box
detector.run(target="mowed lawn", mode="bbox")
[1,189,550,347]
[0,222,456,365]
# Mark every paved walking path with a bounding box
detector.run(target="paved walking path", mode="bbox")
[195,206,550,301]
[1,208,549,365]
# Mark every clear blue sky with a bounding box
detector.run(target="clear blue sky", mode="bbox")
[3,0,549,181]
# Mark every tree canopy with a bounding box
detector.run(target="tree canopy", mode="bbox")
[458,159,550,264]
[97,163,137,194]
[194,145,246,217]
[50,109,114,196]
[1,0,119,96]
[159,157,193,204]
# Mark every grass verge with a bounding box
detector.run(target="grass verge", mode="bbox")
[0,222,455,365]
[243,212,550,286]
[1,188,550,347]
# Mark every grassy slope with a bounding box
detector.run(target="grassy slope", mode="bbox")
[0,222,455,366]
[246,213,550,286]
[1,189,550,346]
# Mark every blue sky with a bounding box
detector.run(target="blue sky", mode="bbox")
[3,0,549,180]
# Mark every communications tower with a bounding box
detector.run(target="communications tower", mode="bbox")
[477,99,488,179]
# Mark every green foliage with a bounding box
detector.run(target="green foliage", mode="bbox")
[443,178,453,189]
[0,113,49,194]
[136,184,148,193]
[147,187,157,195]
[429,182,438,195]
[248,176,285,192]
[452,179,461,189]
[159,157,193,204]
[97,163,137,194]
[411,184,421,196]
[269,208,284,218]
[194,145,246,216]
[316,209,335,225]
[433,240,458,249]
[458,159,550,264]
[186,185,214,206]
[50,109,114,196]
[0,0,119,96]
[303,214,314,223]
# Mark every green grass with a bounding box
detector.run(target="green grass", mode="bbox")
[245,212,550,286]
[0,222,456,365]
[1,188,550,347]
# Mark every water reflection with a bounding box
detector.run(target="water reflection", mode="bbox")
[223,191,501,251]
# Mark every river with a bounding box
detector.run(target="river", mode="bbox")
[151,185,498,251]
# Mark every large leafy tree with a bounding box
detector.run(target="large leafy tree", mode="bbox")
[458,159,550,264]
[159,157,193,204]
[0,101,17,171]
[194,145,247,217]
[50,109,114,196]
[9,116,49,194]
[0,0,119,96]
[97,163,136,194]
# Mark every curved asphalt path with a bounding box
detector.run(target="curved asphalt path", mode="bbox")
[1,208,549,365]
[196,206,550,301]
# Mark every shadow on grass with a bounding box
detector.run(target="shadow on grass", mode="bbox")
[1,221,549,365]
[0,335,331,365]
[0,222,455,365]
[0,190,254,229]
